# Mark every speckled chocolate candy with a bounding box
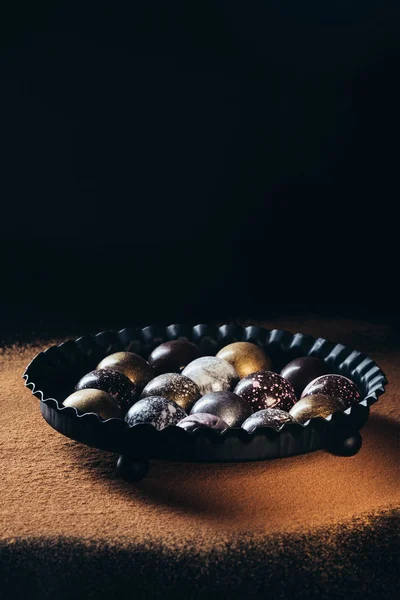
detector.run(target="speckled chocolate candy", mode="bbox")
[190,391,252,427]
[289,393,346,424]
[141,373,201,412]
[301,374,361,407]
[63,389,122,420]
[124,396,187,430]
[97,351,152,392]
[217,342,272,379]
[177,413,229,433]
[280,356,330,398]
[234,371,297,412]
[242,408,297,432]
[75,368,137,413]
[182,356,239,396]
[148,340,201,375]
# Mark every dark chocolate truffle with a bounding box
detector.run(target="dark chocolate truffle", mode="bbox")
[234,371,296,412]
[190,391,252,427]
[63,389,122,420]
[75,368,137,413]
[124,396,187,430]
[97,351,152,392]
[289,393,346,424]
[177,413,229,433]
[182,357,239,396]
[141,373,201,412]
[301,374,361,407]
[148,339,201,375]
[280,356,330,398]
[242,408,297,432]
[217,342,272,379]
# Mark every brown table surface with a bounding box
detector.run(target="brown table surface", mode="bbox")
[0,316,399,599]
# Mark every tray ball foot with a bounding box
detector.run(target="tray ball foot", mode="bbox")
[116,455,149,482]
[328,430,363,457]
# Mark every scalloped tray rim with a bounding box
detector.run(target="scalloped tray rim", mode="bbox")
[22,324,388,443]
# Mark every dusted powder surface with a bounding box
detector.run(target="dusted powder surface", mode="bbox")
[0,317,399,599]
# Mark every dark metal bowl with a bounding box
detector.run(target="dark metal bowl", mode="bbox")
[23,324,387,479]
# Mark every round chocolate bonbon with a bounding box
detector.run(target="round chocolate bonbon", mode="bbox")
[289,393,346,424]
[97,351,153,392]
[141,373,201,412]
[148,339,201,375]
[182,356,239,396]
[280,356,330,398]
[301,374,361,408]
[63,389,122,420]
[234,371,296,412]
[242,408,297,432]
[177,413,229,433]
[124,396,187,430]
[190,391,252,427]
[75,368,137,413]
[217,342,272,379]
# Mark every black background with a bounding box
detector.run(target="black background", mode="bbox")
[1,1,399,338]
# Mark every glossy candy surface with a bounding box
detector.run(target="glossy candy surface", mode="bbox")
[177,413,229,433]
[301,374,361,408]
[289,393,346,424]
[75,368,137,413]
[280,357,330,398]
[63,389,122,420]
[141,373,201,412]
[190,391,252,427]
[241,408,296,432]
[124,396,187,430]
[234,371,297,412]
[97,351,153,392]
[216,342,272,379]
[148,340,201,375]
[182,357,239,396]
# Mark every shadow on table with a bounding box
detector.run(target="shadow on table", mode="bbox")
[59,413,400,523]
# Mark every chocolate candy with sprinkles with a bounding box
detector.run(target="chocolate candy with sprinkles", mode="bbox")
[242,408,297,432]
[97,351,153,392]
[75,368,137,413]
[124,396,187,430]
[234,371,297,412]
[141,373,201,413]
[301,374,361,408]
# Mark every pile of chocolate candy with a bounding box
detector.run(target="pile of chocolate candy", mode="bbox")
[63,339,361,432]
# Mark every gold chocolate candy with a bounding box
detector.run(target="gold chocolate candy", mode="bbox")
[97,352,153,391]
[141,373,201,412]
[217,342,272,379]
[63,389,122,420]
[289,393,346,424]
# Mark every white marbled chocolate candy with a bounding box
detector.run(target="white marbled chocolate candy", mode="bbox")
[124,396,187,430]
[182,356,239,396]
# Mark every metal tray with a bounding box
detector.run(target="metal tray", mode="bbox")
[23,324,388,480]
